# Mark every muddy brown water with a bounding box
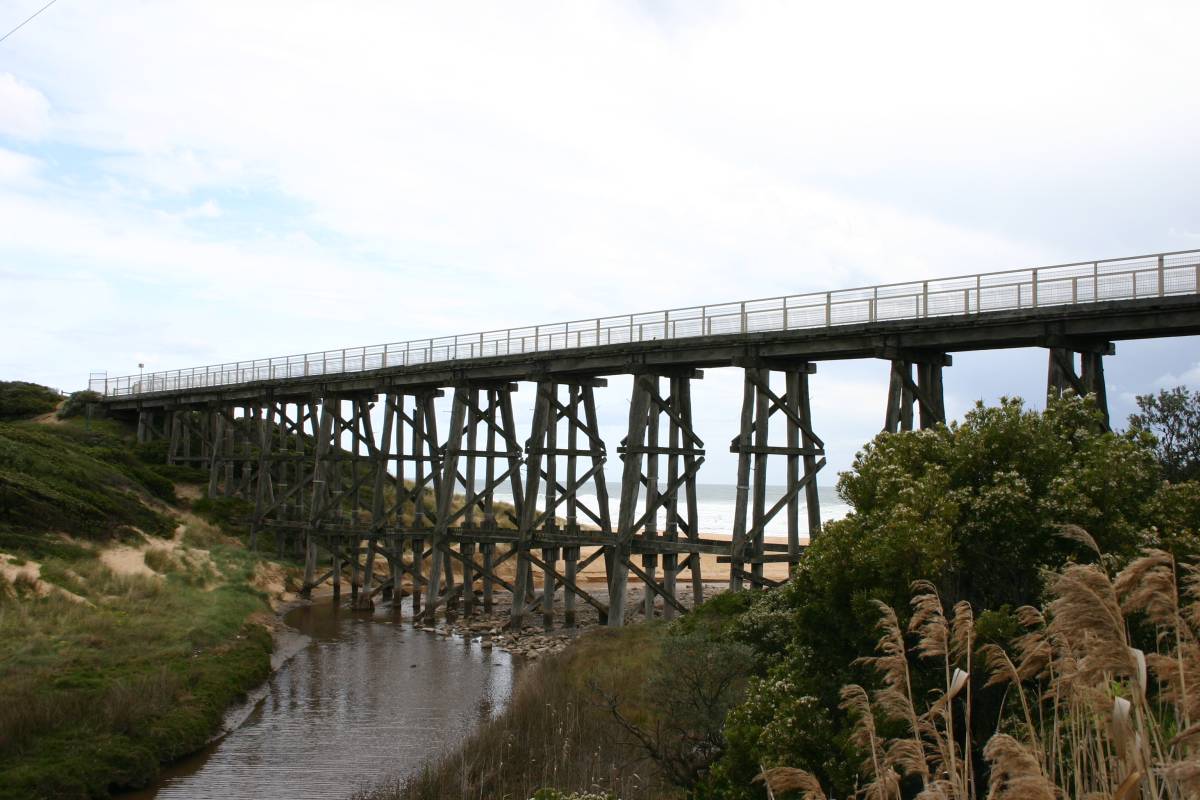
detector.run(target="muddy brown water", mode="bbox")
[122,600,518,800]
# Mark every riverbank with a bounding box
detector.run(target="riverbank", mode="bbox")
[0,396,301,800]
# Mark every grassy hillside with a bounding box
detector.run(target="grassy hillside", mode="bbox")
[0,384,294,799]
[0,382,61,422]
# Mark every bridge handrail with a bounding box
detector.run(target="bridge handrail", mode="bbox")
[91,248,1200,397]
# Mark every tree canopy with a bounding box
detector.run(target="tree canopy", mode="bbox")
[1128,385,1200,482]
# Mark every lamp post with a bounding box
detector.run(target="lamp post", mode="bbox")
[138,362,144,394]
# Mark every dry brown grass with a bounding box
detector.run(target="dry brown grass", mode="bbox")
[760,539,1200,799]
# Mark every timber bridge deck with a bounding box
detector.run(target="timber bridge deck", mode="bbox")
[94,250,1200,627]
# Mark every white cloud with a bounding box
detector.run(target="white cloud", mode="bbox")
[1,1,1198,473]
[0,73,50,139]
[1153,363,1200,389]
[0,146,41,183]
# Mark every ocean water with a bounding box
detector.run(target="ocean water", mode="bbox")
[481,482,849,539]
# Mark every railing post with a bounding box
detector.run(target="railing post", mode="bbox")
[664,310,669,339]
[975,275,981,313]
[870,288,877,322]
[782,301,789,330]
[1072,277,1078,304]
[1031,268,1038,308]
[594,318,600,346]
[1093,261,1099,300]
[1158,254,1165,296]
[825,292,831,326]
[406,341,411,364]
[383,344,388,368]
[535,325,539,352]
[922,281,929,317]
[740,301,747,334]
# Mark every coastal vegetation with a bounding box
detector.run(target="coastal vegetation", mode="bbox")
[0,383,292,799]
[361,391,1200,800]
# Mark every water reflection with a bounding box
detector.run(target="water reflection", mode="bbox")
[126,600,516,800]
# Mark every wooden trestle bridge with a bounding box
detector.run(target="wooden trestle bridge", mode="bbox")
[92,250,1200,628]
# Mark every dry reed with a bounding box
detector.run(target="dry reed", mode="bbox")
[761,539,1200,799]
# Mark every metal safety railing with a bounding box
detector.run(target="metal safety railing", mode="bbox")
[91,249,1200,398]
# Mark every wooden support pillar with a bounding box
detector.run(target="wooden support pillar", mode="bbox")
[221,411,235,497]
[411,537,424,618]
[482,543,495,612]
[583,385,615,623]
[332,536,342,600]
[251,397,277,551]
[642,376,661,618]
[1081,351,1109,429]
[729,373,755,592]
[1045,340,1113,430]
[730,361,826,592]
[302,396,337,596]
[512,381,554,630]
[207,410,225,498]
[348,400,362,604]
[136,408,150,444]
[564,384,580,627]
[679,378,704,607]
[360,393,395,610]
[612,370,703,625]
[167,410,183,464]
[542,388,559,629]
[424,386,468,622]
[882,350,951,433]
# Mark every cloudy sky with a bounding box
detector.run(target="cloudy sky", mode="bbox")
[2,1,1199,477]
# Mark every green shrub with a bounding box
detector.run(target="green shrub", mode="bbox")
[192,496,254,533]
[0,383,60,421]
